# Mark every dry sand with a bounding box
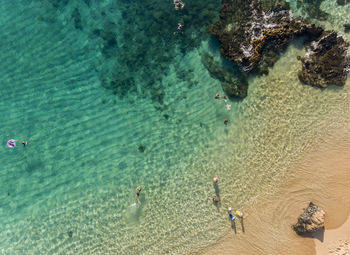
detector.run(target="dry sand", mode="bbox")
[316,216,350,255]
[196,122,350,255]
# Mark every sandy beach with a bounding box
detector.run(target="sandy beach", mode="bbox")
[198,118,350,255]
[316,216,350,255]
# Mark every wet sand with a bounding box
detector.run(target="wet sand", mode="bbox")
[198,120,350,255]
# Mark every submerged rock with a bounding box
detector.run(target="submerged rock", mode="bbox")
[344,24,350,33]
[200,52,248,98]
[296,0,329,21]
[293,202,325,234]
[138,145,146,153]
[337,0,350,5]
[298,31,350,88]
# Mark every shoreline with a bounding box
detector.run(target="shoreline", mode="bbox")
[197,119,350,255]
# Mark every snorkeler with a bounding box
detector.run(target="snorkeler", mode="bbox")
[174,23,183,34]
[22,140,30,147]
[174,0,185,10]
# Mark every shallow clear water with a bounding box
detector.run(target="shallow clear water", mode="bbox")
[0,0,349,254]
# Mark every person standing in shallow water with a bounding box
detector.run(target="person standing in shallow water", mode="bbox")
[135,186,141,204]
[228,207,235,221]
[236,210,244,218]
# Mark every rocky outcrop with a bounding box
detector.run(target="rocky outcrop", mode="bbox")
[201,52,248,98]
[293,202,325,234]
[209,0,349,90]
[298,31,350,88]
[209,0,323,73]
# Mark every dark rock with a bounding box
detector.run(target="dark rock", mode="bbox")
[298,31,350,87]
[337,0,350,5]
[138,145,146,153]
[201,52,248,98]
[293,202,325,234]
[68,230,73,238]
[163,114,169,120]
[210,0,349,90]
[260,0,290,12]
[344,24,350,33]
[209,0,324,74]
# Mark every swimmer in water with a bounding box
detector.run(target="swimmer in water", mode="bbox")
[174,0,185,10]
[174,23,183,34]
[213,177,219,183]
[22,140,30,147]
[135,186,141,204]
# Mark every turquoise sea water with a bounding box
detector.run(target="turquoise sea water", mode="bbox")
[0,1,349,254]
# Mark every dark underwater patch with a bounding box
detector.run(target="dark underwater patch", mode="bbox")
[44,0,220,105]
[296,0,329,21]
[138,144,146,153]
